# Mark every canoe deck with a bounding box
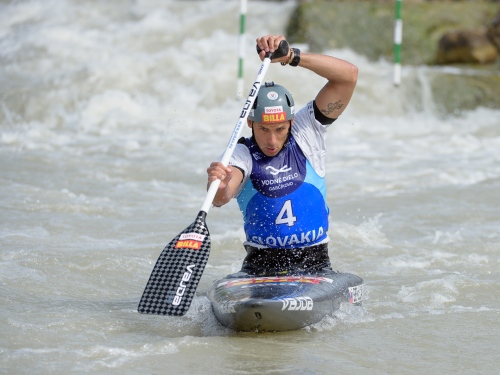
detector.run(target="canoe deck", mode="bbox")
[207,271,363,332]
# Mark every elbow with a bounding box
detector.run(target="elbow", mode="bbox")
[212,195,231,207]
[212,199,226,208]
[349,64,359,85]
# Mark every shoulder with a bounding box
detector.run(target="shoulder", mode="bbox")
[292,101,330,139]
[294,100,315,124]
[292,101,329,177]
[228,143,253,198]
[229,142,252,172]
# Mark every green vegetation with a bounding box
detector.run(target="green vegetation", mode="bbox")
[286,0,500,113]
[286,0,499,65]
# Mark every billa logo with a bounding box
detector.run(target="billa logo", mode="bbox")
[262,112,286,123]
[174,233,205,250]
[175,240,202,250]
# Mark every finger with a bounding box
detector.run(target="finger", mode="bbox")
[209,161,222,168]
[256,35,275,53]
[258,49,266,61]
[255,37,267,53]
[209,170,227,181]
[207,163,232,183]
[272,35,284,50]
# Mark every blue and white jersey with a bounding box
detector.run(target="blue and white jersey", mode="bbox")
[229,100,331,249]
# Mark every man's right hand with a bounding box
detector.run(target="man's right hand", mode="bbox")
[207,162,233,190]
[207,162,244,207]
[255,35,290,65]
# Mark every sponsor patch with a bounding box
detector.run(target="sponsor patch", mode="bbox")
[179,233,205,242]
[267,91,278,100]
[219,301,236,314]
[280,296,313,311]
[265,165,292,175]
[175,239,202,250]
[348,284,363,304]
[264,106,283,114]
[174,233,205,250]
[262,112,286,123]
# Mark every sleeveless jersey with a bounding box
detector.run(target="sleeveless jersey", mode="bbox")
[229,101,331,249]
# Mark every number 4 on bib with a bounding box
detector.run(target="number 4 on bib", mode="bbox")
[275,200,297,227]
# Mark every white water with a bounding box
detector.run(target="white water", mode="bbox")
[1,1,499,374]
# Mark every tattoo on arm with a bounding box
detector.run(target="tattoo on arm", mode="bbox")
[320,101,344,116]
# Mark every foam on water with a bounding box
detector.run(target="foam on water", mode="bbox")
[1,0,500,374]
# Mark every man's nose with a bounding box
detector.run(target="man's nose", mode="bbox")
[267,132,277,144]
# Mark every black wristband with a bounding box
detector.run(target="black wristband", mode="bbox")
[290,48,301,67]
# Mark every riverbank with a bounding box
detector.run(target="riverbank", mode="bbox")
[286,0,500,113]
[287,0,499,65]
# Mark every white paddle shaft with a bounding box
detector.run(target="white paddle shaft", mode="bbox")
[200,56,273,214]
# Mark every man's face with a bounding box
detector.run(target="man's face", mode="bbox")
[248,119,292,157]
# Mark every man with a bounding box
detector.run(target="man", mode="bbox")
[207,35,358,276]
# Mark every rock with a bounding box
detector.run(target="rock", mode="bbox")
[436,28,498,64]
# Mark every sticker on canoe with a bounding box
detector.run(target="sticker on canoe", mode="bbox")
[218,301,236,314]
[174,233,205,250]
[348,284,363,304]
[220,276,334,288]
[280,296,313,311]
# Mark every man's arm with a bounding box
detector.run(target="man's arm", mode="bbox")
[207,162,243,207]
[256,35,358,120]
[304,52,358,120]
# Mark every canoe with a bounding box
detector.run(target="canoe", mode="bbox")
[207,271,364,332]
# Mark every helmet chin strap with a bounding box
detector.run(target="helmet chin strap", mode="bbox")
[285,120,292,146]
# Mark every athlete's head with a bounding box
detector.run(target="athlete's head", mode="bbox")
[248,82,295,125]
[248,82,295,157]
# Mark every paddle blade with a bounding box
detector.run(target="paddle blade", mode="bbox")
[138,211,210,316]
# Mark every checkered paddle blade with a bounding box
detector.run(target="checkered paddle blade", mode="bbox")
[138,211,210,316]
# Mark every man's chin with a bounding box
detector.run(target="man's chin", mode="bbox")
[263,149,279,157]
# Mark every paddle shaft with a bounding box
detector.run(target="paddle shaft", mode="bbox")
[200,41,289,214]
[137,41,289,316]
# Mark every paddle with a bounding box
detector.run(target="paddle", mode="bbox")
[138,40,290,316]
